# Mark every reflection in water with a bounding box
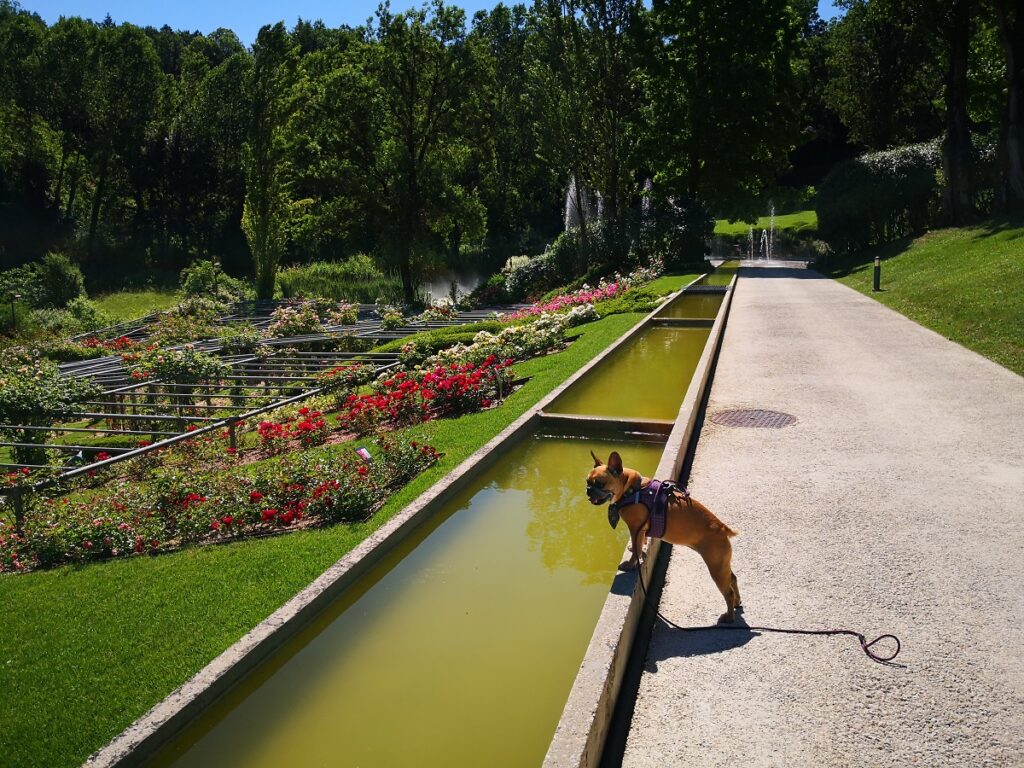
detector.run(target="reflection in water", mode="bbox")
[546,327,710,420]
[150,435,664,768]
[657,292,723,319]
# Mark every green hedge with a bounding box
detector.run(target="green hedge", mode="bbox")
[816,141,940,254]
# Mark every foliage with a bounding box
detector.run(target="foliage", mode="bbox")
[276,256,401,303]
[337,359,513,435]
[27,296,112,336]
[266,301,323,337]
[217,323,267,354]
[816,141,941,253]
[178,260,251,304]
[375,303,405,330]
[131,345,228,382]
[327,302,359,325]
[0,353,100,464]
[423,314,568,368]
[1,438,440,572]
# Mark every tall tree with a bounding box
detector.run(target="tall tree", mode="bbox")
[649,0,804,219]
[242,22,298,299]
[994,0,1024,205]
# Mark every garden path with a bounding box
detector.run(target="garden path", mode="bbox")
[620,265,1024,767]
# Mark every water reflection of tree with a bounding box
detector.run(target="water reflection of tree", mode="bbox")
[520,442,627,586]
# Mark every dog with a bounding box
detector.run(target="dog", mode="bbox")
[586,450,741,623]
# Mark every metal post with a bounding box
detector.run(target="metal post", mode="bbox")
[873,255,881,292]
[228,420,237,451]
[9,292,19,332]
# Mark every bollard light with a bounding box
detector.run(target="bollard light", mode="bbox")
[872,255,881,292]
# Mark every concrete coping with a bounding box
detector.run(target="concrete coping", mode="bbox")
[543,273,737,768]
[84,273,714,767]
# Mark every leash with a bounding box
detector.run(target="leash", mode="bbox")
[634,557,901,664]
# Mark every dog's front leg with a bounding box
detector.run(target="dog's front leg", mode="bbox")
[619,523,647,571]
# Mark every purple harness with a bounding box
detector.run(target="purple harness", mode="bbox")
[608,479,688,539]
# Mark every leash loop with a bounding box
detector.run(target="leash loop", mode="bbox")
[634,562,902,665]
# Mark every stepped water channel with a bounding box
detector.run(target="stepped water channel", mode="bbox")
[138,267,736,768]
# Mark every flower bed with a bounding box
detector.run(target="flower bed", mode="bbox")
[0,438,440,572]
[337,357,513,435]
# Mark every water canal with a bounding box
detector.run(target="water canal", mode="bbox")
[143,278,731,768]
[150,434,665,768]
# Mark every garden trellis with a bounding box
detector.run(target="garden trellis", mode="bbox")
[0,300,522,486]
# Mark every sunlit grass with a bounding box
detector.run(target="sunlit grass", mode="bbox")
[91,289,178,322]
[714,209,818,236]
[826,216,1024,377]
[0,289,700,767]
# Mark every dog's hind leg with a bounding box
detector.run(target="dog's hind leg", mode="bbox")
[731,571,742,609]
[698,541,737,624]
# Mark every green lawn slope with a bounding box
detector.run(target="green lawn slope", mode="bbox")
[0,273,697,768]
[715,209,817,236]
[826,216,1024,377]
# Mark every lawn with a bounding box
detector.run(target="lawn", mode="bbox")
[92,289,179,322]
[714,209,818,236]
[0,273,697,768]
[825,216,1024,377]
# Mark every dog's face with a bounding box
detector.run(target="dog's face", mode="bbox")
[585,450,625,505]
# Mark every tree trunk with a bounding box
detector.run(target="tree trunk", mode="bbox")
[53,139,69,210]
[88,152,110,257]
[942,0,973,225]
[65,152,80,219]
[995,0,1024,206]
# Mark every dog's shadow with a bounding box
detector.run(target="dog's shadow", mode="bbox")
[644,608,760,670]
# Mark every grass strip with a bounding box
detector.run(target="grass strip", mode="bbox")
[825,216,1024,377]
[0,277,692,767]
[714,209,818,236]
[92,290,179,323]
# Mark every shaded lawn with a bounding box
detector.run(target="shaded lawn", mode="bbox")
[825,216,1024,377]
[92,290,178,322]
[715,209,817,236]
[0,274,695,768]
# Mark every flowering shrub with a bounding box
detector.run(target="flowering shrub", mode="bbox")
[327,303,359,325]
[424,313,568,368]
[375,303,405,330]
[416,299,458,323]
[268,301,324,337]
[505,279,624,320]
[218,324,266,354]
[337,358,513,435]
[132,345,228,383]
[2,439,441,572]
[564,303,598,326]
[82,335,135,351]
[257,406,330,452]
[0,353,100,466]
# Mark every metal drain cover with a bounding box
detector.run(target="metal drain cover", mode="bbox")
[711,409,797,429]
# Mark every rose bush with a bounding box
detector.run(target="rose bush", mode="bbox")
[1,439,441,572]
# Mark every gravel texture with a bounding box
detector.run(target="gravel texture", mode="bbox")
[621,266,1024,768]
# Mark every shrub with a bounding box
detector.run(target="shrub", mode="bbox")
[218,324,266,354]
[816,141,940,254]
[132,345,228,383]
[179,260,250,304]
[327,302,359,325]
[504,252,559,301]
[375,303,405,330]
[267,301,324,337]
[29,297,112,336]
[36,252,85,308]
[0,353,100,466]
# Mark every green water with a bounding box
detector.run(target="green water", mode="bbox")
[545,326,711,420]
[150,433,665,768]
[656,292,724,319]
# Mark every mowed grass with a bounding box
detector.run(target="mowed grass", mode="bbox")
[0,273,696,768]
[826,216,1024,377]
[92,289,178,322]
[715,209,818,236]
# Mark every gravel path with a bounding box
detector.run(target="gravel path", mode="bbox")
[620,266,1024,767]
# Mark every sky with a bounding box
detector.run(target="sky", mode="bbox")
[25,1,845,47]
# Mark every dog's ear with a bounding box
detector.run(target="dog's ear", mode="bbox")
[590,450,604,468]
[607,451,623,476]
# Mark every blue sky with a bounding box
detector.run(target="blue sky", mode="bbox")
[25,1,844,47]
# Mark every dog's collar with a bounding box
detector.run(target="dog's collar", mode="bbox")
[608,477,643,529]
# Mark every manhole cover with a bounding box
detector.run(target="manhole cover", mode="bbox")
[711,409,797,429]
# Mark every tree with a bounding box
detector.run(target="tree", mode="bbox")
[242,22,299,299]
[648,0,805,220]
[825,0,943,150]
[993,0,1024,205]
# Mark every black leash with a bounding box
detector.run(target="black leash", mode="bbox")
[634,559,901,664]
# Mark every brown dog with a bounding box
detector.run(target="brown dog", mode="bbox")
[586,450,741,623]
